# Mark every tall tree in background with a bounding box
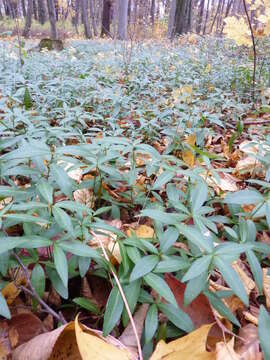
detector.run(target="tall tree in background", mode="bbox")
[196,0,205,34]
[170,0,192,37]
[101,0,111,36]
[89,0,98,36]
[37,0,47,24]
[23,0,33,37]
[47,0,58,39]
[117,0,128,39]
[81,0,92,38]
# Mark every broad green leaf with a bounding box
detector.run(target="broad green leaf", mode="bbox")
[205,291,240,326]
[31,264,45,299]
[140,209,185,225]
[246,250,263,293]
[176,224,213,253]
[258,305,270,360]
[182,255,212,282]
[78,257,91,278]
[184,271,208,306]
[130,255,159,282]
[37,180,53,204]
[46,267,68,299]
[214,256,249,306]
[160,227,179,253]
[50,164,73,198]
[103,287,124,336]
[152,171,174,190]
[73,297,100,314]
[154,257,189,273]
[59,241,101,260]
[52,206,74,237]
[122,279,141,327]
[144,273,177,307]
[0,293,10,319]
[190,181,208,211]
[145,304,158,343]
[0,236,51,254]
[54,244,68,288]
[225,189,264,205]
[4,213,49,224]
[158,303,194,333]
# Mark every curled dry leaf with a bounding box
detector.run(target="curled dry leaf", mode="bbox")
[1,283,21,306]
[150,324,215,360]
[13,317,134,360]
[216,338,240,360]
[204,172,239,192]
[182,134,196,167]
[90,220,122,264]
[73,188,94,208]
[236,324,262,360]
[232,263,255,297]
[263,268,270,308]
[119,304,149,358]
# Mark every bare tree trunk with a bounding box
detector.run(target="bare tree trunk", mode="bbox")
[89,0,97,35]
[196,0,204,33]
[37,0,47,23]
[117,0,128,39]
[81,0,92,38]
[101,0,111,36]
[168,0,176,37]
[203,0,210,34]
[23,0,33,37]
[150,0,155,26]
[33,0,38,19]
[21,0,26,16]
[171,0,192,36]
[47,0,58,39]
[210,0,221,33]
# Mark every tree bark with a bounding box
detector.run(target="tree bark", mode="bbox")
[168,0,176,37]
[47,0,58,39]
[23,0,33,37]
[33,0,38,19]
[150,0,155,26]
[89,0,97,36]
[203,0,210,34]
[101,0,111,37]
[81,0,92,38]
[21,0,26,16]
[117,0,128,39]
[37,0,47,23]
[196,0,204,34]
[172,0,192,36]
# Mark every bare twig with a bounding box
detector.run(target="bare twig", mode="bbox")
[95,237,143,360]
[243,0,257,103]
[13,252,67,325]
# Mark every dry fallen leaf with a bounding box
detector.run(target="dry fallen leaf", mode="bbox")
[262,268,270,308]
[236,324,262,360]
[1,282,21,306]
[13,317,134,360]
[150,324,215,360]
[127,224,154,239]
[182,134,196,167]
[119,304,149,358]
[73,188,94,208]
[232,262,255,297]
[216,338,240,360]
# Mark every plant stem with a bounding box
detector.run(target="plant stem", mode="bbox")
[243,0,257,103]
[13,252,67,325]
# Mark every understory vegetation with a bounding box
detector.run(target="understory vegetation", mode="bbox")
[1,35,270,358]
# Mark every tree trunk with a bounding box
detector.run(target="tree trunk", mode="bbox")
[172,0,192,36]
[37,0,47,23]
[89,0,97,36]
[196,0,204,34]
[47,0,58,39]
[203,0,210,34]
[33,0,38,19]
[21,0,26,16]
[101,0,111,37]
[23,0,33,37]
[81,0,92,38]
[150,0,155,26]
[168,0,176,37]
[117,0,128,39]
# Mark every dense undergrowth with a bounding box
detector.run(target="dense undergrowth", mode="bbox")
[1,36,270,358]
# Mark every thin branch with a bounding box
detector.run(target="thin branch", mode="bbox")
[243,0,257,102]
[95,237,143,360]
[13,252,67,325]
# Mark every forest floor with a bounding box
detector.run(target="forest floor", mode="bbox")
[0,36,270,359]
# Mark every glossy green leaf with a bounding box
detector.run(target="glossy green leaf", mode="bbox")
[145,304,158,343]
[144,273,177,307]
[103,287,124,336]
[130,255,159,282]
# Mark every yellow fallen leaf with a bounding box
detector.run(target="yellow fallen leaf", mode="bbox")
[1,282,21,305]
[134,225,154,239]
[150,324,215,360]
[75,316,132,360]
[182,134,196,167]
